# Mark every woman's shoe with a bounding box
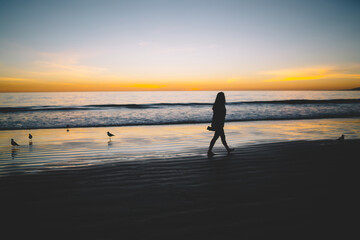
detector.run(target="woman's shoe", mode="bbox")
[227,148,235,154]
[207,151,215,157]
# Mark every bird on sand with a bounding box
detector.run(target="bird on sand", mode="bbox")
[29,134,33,140]
[11,139,19,146]
[107,131,115,140]
[337,134,345,141]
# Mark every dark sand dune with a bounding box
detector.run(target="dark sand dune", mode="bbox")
[1,140,359,239]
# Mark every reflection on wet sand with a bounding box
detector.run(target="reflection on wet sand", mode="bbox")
[107,140,113,150]
[0,118,359,176]
[11,147,19,160]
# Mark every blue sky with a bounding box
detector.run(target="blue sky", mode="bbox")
[1,0,360,91]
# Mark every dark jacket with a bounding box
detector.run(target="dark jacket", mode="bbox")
[211,104,226,130]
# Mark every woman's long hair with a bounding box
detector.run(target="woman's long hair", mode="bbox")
[213,92,226,110]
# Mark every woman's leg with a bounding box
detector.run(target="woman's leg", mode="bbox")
[208,130,220,153]
[219,128,234,153]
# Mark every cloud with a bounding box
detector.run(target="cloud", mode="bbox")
[138,41,152,46]
[29,50,107,77]
[33,61,106,74]
[156,46,197,54]
[263,65,360,82]
[0,77,31,81]
[130,83,166,89]
[227,78,237,83]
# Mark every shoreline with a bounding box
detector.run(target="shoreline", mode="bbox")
[2,138,359,176]
[1,116,360,131]
[1,139,359,239]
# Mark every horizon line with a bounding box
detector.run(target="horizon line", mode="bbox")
[1,88,358,93]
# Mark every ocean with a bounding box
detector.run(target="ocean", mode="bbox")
[1,91,360,176]
[1,91,360,130]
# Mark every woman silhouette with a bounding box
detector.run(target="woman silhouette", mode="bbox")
[207,92,234,156]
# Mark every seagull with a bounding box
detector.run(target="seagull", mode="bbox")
[66,125,70,132]
[29,134,32,140]
[11,139,19,146]
[107,131,115,140]
[337,134,345,141]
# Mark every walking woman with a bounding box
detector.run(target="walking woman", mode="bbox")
[207,92,234,156]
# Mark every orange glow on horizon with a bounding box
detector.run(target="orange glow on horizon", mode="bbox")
[0,79,358,92]
[1,65,359,92]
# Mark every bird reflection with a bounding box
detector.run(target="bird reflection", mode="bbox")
[107,140,113,150]
[29,143,33,152]
[11,148,19,159]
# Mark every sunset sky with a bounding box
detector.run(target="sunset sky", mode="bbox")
[1,0,360,92]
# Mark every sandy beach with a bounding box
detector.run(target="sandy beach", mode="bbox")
[1,135,359,239]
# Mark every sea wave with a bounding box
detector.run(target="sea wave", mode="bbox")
[1,113,360,130]
[1,98,359,113]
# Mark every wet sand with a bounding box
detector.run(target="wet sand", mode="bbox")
[1,139,359,239]
[1,118,360,176]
